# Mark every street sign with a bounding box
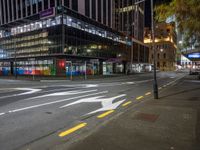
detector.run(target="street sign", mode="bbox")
[40,7,55,19]
[188,53,200,59]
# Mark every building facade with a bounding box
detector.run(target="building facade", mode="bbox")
[0,0,113,28]
[114,0,150,73]
[114,0,145,41]
[144,22,177,71]
[0,0,149,77]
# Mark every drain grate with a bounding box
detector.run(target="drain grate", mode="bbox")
[136,113,159,122]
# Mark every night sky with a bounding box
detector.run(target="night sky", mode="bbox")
[145,0,172,27]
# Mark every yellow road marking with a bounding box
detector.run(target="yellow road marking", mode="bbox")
[145,92,151,96]
[59,123,87,137]
[122,101,132,107]
[136,96,144,100]
[97,110,114,118]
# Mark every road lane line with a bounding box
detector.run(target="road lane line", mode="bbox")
[97,110,114,118]
[0,88,41,99]
[136,96,144,100]
[59,123,87,137]
[36,87,78,94]
[145,92,151,96]
[25,89,98,100]
[7,91,108,113]
[122,101,132,107]
[0,113,5,116]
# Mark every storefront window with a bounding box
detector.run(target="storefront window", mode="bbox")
[67,16,72,26]
[47,19,51,27]
[56,16,61,25]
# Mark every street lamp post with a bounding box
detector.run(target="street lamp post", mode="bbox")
[14,38,17,79]
[151,0,158,99]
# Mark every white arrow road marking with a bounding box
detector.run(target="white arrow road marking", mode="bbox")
[87,100,126,115]
[6,91,108,113]
[60,94,126,115]
[25,89,98,100]
[0,88,41,99]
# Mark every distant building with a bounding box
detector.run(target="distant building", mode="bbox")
[144,22,177,71]
[114,0,150,72]
[114,0,145,41]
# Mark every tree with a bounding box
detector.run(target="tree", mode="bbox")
[155,0,200,46]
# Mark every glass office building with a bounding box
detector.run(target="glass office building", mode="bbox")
[0,7,133,76]
[0,0,149,77]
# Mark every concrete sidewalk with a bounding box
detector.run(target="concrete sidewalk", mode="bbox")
[0,72,152,82]
[65,75,200,150]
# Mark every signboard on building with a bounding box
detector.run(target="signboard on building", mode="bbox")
[106,58,122,63]
[188,53,200,59]
[40,7,55,19]
[90,59,99,63]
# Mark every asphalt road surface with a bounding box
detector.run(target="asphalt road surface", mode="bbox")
[0,72,186,150]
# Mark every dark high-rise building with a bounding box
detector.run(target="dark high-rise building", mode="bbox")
[0,0,149,77]
[114,0,145,41]
[113,0,148,68]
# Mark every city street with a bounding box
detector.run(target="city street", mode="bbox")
[0,72,185,150]
[0,0,199,149]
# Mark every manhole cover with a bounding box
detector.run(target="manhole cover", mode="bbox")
[136,113,159,122]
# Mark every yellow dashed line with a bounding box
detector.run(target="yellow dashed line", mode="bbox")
[145,92,151,96]
[136,96,144,100]
[59,123,87,137]
[122,101,132,107]
[97,110,114,118]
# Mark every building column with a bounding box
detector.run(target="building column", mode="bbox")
[10,61,14,75]
[113,63,116,74]
[123,61,127,74]
[99,61,103,75]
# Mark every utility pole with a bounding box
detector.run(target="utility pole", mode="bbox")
[151,0,158,99]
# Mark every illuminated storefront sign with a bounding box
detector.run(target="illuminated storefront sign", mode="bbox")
[40,7,55,19]
[188,53,200,59]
